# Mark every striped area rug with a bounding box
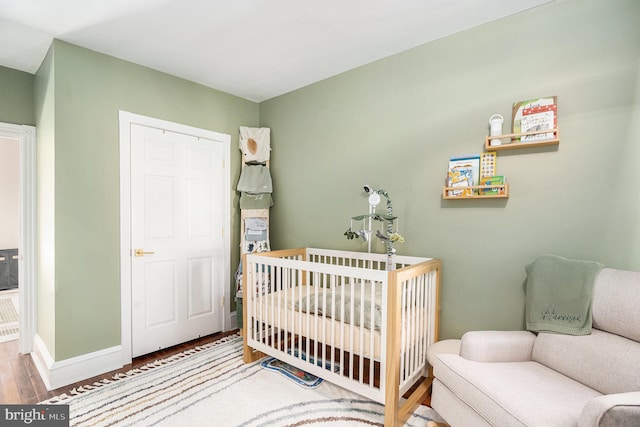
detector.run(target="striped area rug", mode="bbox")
[42,334,443,426]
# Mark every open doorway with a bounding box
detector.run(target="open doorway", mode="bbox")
[0,122,36,355]
[0,135,20,343]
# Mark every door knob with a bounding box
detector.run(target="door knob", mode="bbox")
[134,248,155,257]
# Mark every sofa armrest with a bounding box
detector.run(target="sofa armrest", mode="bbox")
[579,392,640,427]
[459,330,536,362]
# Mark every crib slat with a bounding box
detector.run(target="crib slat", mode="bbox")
[369,279,376,387]
[348,277,354,381]
[282,265,289,353]
[415,275,424,374]
[358,278,365,385]
[320,272,327,372]
[410,277,417,377]
[399,280,407,383]
[332,274,338,367]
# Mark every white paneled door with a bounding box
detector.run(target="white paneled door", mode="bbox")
[130,124,224,357]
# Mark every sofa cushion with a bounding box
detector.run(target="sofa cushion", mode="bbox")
[432,379,494,427]
[460,330,535,363]
[426,339,461,367]
[532,329,640,395]
[592,268,640,343]
[435,354,601,427]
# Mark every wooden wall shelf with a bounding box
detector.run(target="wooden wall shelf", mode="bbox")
[442,183,509,200]
[485,128,559,151]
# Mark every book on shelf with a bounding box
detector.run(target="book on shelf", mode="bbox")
[447,166,474,197]
[480,175,506,195]
[512,96,557,142]
[448,154,480,195]
[521,104,557,142]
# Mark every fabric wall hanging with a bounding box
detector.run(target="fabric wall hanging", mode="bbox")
[237,164,273,194]
[239,126,271,163]
[239,192,273,210]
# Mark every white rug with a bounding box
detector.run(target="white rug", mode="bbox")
[42,334,443,426]
[0,289,19,343]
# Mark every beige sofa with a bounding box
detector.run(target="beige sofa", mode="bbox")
[431,267,640,426]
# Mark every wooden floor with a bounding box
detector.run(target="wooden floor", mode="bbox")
[0,331,234,404]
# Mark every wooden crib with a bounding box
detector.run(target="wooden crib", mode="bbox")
[242,248,441,426]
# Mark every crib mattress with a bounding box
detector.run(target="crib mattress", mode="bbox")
[251,285,383,359]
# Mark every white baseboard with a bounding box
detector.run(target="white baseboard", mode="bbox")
[29,314,240,391]
[31,334,124,391]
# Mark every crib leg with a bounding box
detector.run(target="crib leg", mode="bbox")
[241,327,266,363]
[400,376,433,422]
[384,375,433,427]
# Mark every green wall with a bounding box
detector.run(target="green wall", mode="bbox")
[35,41,258,360]
[259,0,640,339]
[0,65,34,125]
[4,0,640,362]
[34,45,56,354]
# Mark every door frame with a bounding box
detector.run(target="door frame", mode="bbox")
[0,121,37,355]
[118,111,231,364]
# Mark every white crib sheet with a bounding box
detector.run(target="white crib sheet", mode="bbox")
[252,285,383,359]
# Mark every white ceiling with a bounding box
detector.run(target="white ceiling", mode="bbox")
[0,0,555,102]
